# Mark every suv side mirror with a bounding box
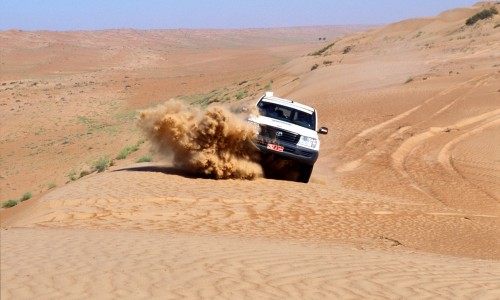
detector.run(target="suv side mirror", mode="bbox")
[318,127,328,135]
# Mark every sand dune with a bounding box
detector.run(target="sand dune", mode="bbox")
[2,228,500,299]
[2,2,500,299]
[4,168,500,259]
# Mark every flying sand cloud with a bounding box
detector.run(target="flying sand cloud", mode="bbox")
[138,100,263,179]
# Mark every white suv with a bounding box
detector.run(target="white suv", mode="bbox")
[248,92,328,183]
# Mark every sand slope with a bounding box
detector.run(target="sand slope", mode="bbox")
[2,2,500,299]
[4,169,500,259]
[2,228,500,299]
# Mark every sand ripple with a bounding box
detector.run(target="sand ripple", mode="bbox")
[2,228,500,299]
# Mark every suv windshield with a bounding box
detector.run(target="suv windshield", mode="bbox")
[258,101,315,129]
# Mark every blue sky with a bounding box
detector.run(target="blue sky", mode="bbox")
[0,0,482,30]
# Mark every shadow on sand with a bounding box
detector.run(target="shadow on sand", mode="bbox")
[113,164,212,179]
[114,162,299,182]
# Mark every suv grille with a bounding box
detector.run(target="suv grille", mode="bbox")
[259,125,300,144]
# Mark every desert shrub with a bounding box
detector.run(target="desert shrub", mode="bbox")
[68,170,78,181]
[116,144,140,160]
[311,64,319,71]
[80,170,90,178]
[309,42,335,56]
[116,139,144,160]
[2,200,18,208]
[136,155,152,163]
[343,46,352,54]
[93,156,110,173]
[20,192,32,202]
[264,82,272,90]
[48,183,57,189]
[235,90,247,100]
[116,148,130,160]
[466,7,498,26]
[494,23,500,28]
[323,60,333,65]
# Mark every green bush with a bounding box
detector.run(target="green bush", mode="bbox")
[48,183,57,189]
[20,192,33,202]
[116,149,130,160]
[466,7,498,26]
[93,156,110,173]
[309,42,336,56]
[136,155,152,163]
[116,144,140,160]
[80,170,90,178]
[68,170,78,181]
[2,200,18,208]
[235,90,247,100]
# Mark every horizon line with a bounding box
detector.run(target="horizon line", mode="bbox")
[0,24,382,33]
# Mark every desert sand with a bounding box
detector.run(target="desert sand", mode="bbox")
[1,2,500,299]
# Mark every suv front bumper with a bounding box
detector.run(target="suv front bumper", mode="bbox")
[254,136,319,165]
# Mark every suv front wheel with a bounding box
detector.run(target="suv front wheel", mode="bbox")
[297,163,313,183]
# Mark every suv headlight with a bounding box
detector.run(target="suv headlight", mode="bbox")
[297,136,317,149]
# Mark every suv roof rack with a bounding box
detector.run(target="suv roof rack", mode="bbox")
[261,92,314,113]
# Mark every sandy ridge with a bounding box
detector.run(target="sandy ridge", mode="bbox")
[4,169,499,259]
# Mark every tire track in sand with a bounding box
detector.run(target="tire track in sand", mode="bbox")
[335,74,499,210]
[392,110,500,212]
[344,74,491,148]
[337,74,493,173]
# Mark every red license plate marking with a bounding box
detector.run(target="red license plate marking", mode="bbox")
[267,143,284,152]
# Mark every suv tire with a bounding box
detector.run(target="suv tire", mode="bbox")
[297,163,313,183]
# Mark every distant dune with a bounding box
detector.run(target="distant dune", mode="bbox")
[1,2,500,299]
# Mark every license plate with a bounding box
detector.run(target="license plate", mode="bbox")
[267,143,284,152]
